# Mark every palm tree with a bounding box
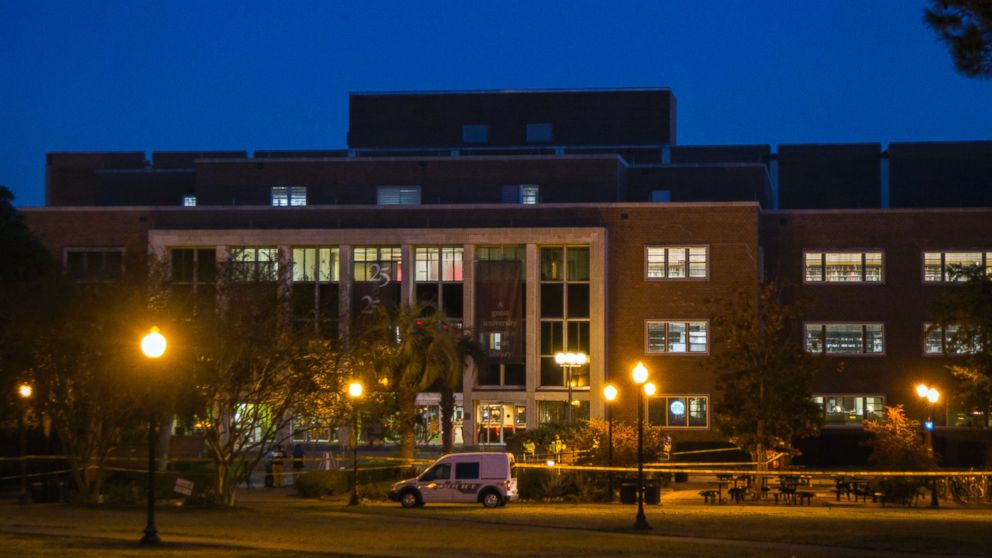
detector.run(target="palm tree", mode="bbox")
[353,303,461,461]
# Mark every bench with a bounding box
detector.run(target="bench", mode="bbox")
[699,490,720,504]
[797,491,815,505]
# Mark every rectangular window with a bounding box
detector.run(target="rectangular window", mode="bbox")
[229,247,279,282]
[540,246,591,388]
[181,195,197,207]
[814,394,885,427]
[650,190,672,202]
[804,251,883,283]
[415,247,464,322]
[462,124,489,144]
[454,462,480,480]
[526,123,553,143]
[353,246,402,282]
[648,396,709,428]
[520,185,539,205]
[270,186,306,207]
[923,323,975,355]
[64,248,125,282]
[645,321,708,354]
[645,246,708,280]
[923,251,992,282]
[292,247,339,283]
[805,323,884,355]
[377,186,421,205]
[538,400,589,425]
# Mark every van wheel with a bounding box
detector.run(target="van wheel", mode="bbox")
[481,491,502,508]
[399,490,421,508]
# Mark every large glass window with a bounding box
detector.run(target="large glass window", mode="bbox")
[648,396,709,428]
[476,245,526,387]
[645,246,707,280]
[814,395,885,427]
[538,400,589,425]
[540,246,591,388]
[353,247,402,282]
[923,323,974,355]
[415,247,464,325]
[923,251,992,282]
[228,247,278,282]
[804,251,883,283]
[65,248,124,282]
[805,323,884,355]
[645,321,708,354]
[170,248,217,313]
[377,186,421,205]
[476,402,526,445]
[291,247,340,338]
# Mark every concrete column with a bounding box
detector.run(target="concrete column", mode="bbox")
[401,244,414,306]
[590,233,607,420]
[461,244,476,447]
[525,243,540,430]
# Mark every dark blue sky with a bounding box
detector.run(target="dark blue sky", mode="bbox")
[2,1,988,207]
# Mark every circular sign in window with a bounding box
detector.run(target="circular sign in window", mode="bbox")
[670,400,686,416]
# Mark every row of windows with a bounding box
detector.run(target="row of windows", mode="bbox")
[181,185,544,207]
[463,123,553,144]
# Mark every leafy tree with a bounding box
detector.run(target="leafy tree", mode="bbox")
[930,264,992,427]
[351,303,461,461]
[925,0,992,79]
[864,405,936,504]
[710,283,824,478]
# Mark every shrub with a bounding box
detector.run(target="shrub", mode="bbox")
[295,470,351,498]
[864,405,936,505]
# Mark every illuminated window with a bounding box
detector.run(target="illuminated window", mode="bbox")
[645,246,707,279]
[805,323,884,355]
[923,251,992,282]
[377,186,421,205]
[923,322,976,355]
[181,195,197,207]
[648,395,709,428]
[540,246,591,387]
[415,247,464,324]
[229,247,279,282]
[804,251,883,283]
[270,186,307,207]
[292,247,339,283]
[814,395,885,427]
[645,320,708,354]
[353,246,402,282]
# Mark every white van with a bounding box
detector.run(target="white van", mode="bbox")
[388,452,517,508]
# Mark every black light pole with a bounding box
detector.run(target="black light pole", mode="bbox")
[348,381,364,506]
[139,327,166,546]
[603,384,617,502]
[17,383,32,505]
[632,363,650,530]
[917,383,940,509]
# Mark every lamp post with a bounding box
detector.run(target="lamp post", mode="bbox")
[916,383,940,508]
[347,381,364,506]
[632,362,651,530]
[603,384,618,501]
[555,352,587,424]
[139,327,166,546]
[17,383,32,505]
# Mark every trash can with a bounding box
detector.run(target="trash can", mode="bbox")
[619,482,637,504]
[644,480,661,505]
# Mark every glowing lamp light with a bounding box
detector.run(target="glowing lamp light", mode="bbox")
[546,459,555,467]
[927,388,940,404]
[643,382,657,397]
[348,382,364,398]
[141,327,167,358]
[554,352,588,366]
[670,400,686,416]
[924,420,935,431]
[916,384,929,398]
[603,384,618,402]
[632,362,648,384]
[17,383,32,399]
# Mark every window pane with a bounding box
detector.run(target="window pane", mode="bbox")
[667,322,686,352]
[865,324,884,353]
[520,185,539,205]
[318,248,338,282]
[567,284,589,318]
[945,252,983,281]
[688,322,707,352]
[540,284,564,318]
[540,357,563,387]
[688,397,708,427]
[864,252,883,282]
[667,397,688,427]
[646,322,666,353]
[805,324,824,353]
[923,252,942,282]
[924,323,943,354]
[646,248,666,278]
[540,247,564,281]
[540,321,563,355]
[688,248,707,278]
[441,247,463,281]
[825,324,864,354]
[825,253,862,282]
[804,253,823,282]
[567,321,590,353]
[293,248,314,282]
[667,249,687,278]
[865,397,884,421]
[567,247,590,281]
[648,398,665,426]
[416,247,439,282]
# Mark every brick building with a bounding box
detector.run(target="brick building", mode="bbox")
[22,88,992,462]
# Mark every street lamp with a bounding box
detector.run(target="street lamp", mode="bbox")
[139,327,166,546]
[603,384,618,501]
[916,383,940,508]
[17,383,32,505]
[555,352,588,424]
[631,362,651,530]
[347,381,364,506]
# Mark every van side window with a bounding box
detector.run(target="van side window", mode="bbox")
[421,463,451,482]
[455,462,480,480]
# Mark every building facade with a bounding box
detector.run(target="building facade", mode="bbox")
[23,88,992,461]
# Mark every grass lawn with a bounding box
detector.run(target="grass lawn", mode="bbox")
[1,488,990,557]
